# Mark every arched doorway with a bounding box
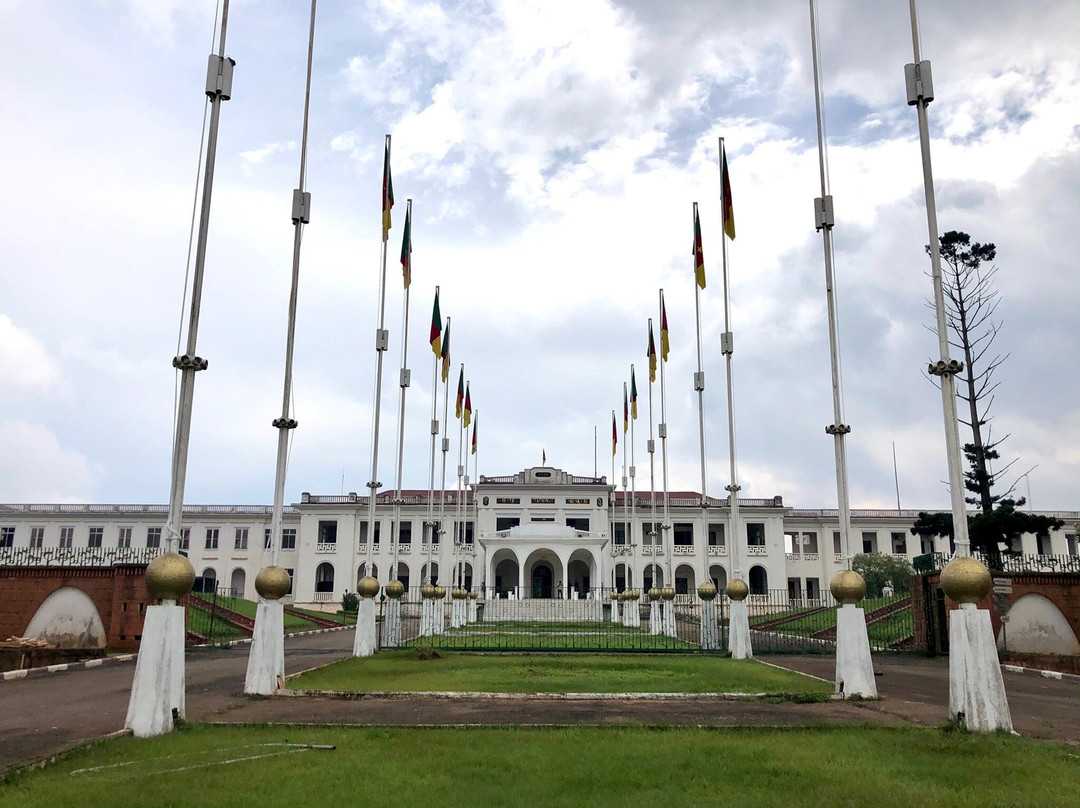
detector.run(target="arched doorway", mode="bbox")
[356,562,378,586]
[390,561,410,591]
[749,565,768,596]
[230,567,246,598]
[675,564,695,595]
[199,567,217,593]
[567,557,591,598]
[421,562,439,586]
[531,561,554,599]
[492,551,519,598]
[710,564,727,591]
[643,564,663,591]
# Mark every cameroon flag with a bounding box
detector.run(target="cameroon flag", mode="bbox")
[630,367,638,420]
[463,384,472,428]
[455,367,464,419]
[381,137,394,242]
[429,290,442,357]
[721,142,735,241]
[440,320,451,382]
[611,412,617,456]
[660,296,670,362]
[400,203,412,288]
[693,204,705,289]
[647,323,657,383]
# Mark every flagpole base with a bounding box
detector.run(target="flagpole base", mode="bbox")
[835,603,876,698]
[383,597,402,648]
[949,604,1013,731]
[244,600,285,695]
[728,599,753,659]
[125,603,185,738]
[649,600,661,635]
[352,598,378,657]
[700,598,720,650]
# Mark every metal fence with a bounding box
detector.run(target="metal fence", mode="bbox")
[380,587,915,653]
[913,551,1080,574]
[0,546,158,567]
[184,586,247,646]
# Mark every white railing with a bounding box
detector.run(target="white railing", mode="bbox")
[786,552,799,561]
[315,543,337,554]
[804,552,819,561]
[312,592,335,602]
[673,545,694,555]
[707,546,727,556]
[396,544,412,554]
[747,545,767,556]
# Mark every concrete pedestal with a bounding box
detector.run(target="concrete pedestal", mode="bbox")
[834,603,876,698]
[419,598,433,637]
[353,597,377,657]
[450,598,463,629]
[468,598,477,623]
[728,600,753,659]
[611,600,620,624]
[244,600,285,695]
[629,601,641,629]
[125,603,185,738]
[649,601,660,635]
[662,601,676,638]
[383,598,402,648]
[700,599,719,650]
[949,604,1013,732]
[433,598,446,634]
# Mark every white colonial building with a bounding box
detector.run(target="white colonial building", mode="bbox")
[1,465,1077,608]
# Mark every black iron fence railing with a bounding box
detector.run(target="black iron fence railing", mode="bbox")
[913,551,1080,574]
[0,546,158,567]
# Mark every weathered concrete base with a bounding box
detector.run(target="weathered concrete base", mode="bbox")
[383,598,401,648]
[728,600,753,659]
[244,600,284,695]
[628,601,641,629]
[419,598,434,636]
[835,603,876,698]
[124,603,185,738]
[950,604,1013,732]
[468,598,477,623]
[433,598,446,634]
[450,598,464,629]
[662,601,676,638]
[611,600,620,624]
[649,601,660,635]
[352,598,377,657]
[700,599,719,650]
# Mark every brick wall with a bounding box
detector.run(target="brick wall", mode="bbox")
[0,565,149,649]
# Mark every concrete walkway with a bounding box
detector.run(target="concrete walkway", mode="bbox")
[3,638,1077,774]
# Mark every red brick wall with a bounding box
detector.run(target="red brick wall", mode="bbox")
[0,566,149,649]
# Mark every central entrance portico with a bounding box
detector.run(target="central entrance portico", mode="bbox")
[480,522,607,599]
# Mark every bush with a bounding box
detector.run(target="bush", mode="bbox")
[341,590,359,613]
[851,553,916,597]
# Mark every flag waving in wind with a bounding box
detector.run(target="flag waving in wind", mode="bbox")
[400,202,412,288]
[471,413,478,455]
[660,295,670,362]
[612,412,617,456]
[623,385,629,434]
[721,141,735,241]
[693,203,706,289]
[647,322,657,383]
[630,367,638,420]
[381,136,394,242]
[429,289,442,357]
[455,367,464,418]
[440,320,451,382]
[463,384,472,428]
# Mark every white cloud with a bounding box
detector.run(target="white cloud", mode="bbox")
[0,315,60,396]
[0,422,98,502]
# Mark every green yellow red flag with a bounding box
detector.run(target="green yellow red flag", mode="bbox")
[400,202,412,288]
[463,384,472,428]
[647,323,657,383]
[440,320,451,382]
[455,367,464,419]
[471,413,478,455]
[660,296,670,362]
[381,136,394,242]
[693,204,705,289]
[623,385,629,434]
[630,367,638,420]
[611,411,617,456]
[429,289,442,357]
[721,142,735,241]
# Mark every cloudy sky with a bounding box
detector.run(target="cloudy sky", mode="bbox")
[1,0,1077,514]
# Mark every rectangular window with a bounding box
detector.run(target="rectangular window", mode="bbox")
[205,528,219,550]
[495,497,520,504]
[708,523,725,547]
[30,527,45,548]
[285,568,295,595]
[281,528,296,550]
[0,526,15,548]
[891,532,907,555]
[88,527,103,548]
[147,527,162,549]
[612,522,627,545]
[920,535,933,555]
[398,521,412,544]
[495,517,520,532]
[532,517,555,523]
[118,527,132,549]
[746,523,766,546]
[565,498,591,505]
[1036,533,1051,555]
[531,497,555,504]
[788,578,802,600]
[464,521,474,544]
[673,523,693,547]
[59,527,74,548]
[424,521,441,545]
[358,521,380,545]
[784,531,800,554]
[1067,534,1077,557]
[641,523,658,545]
[264,528,272,549]
[234,527,248,550]
[566,517,590,532]
[318,520,337,544]
[802,532,818,554]
[862,531,877,554]
[806,578,821,600]
[180,528,190,551]
[833,531,842,555]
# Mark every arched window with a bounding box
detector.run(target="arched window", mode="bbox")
[315,562,335,593]
[749,565,768,596]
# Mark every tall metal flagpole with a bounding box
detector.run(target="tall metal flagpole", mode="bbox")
[422,299,441,636]
[244,0,317,696]
[718,138,751,658]
[384,197,414,647]
[354,133,394,658]
[610,409,618,620]
[646,320,661,633]
[692,203,709,508]
[432,331,452,633]
[905,0,1011,731]
[807,1,873,695]
[453,379,468,627]
[658,290,676,638]
[621,382,629,588]
[126,1,235,738]
[629,366,639,626]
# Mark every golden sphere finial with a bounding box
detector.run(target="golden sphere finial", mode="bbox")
[469,590,479,600]
[421,584,436,599]
[254,565,291,600]
[357,576,380,599]
[434,585,446,599]
[452,587,467,600]
[698,581,718,601]
[661,585,676,601]
[830,570,866,605]
[726,578,749,601]
[385,579,405,599]
[941,556,992,604]
[647,587,661,601]
[145,552,195,602]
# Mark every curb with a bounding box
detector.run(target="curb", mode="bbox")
[275,688,839,702]
[1001,663,1080,682]
[1,624,353,683]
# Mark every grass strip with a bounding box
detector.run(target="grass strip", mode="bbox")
[2,725,1076,808]
[286,650,834,694]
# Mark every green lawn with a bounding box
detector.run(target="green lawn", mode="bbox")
[212,597,321,634]
[3,725,1077,808]
[185,606,245,641]
[404,620,697,651]
[286,604,356,625]
[286,650,834,694]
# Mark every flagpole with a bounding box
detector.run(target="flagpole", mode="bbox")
[692,202,709,509]
[621,382,628,590]
[611,409,617,600]
[244,0,316,695]
[433,316,450,588]
[658,290,672,595]
[391,199,413,585]
[422,298,440,634]
[355,133,393,658]
[127,0,234,737]
[433,342,452,631]
[905,0,1010,732]
[629,366,639,625]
